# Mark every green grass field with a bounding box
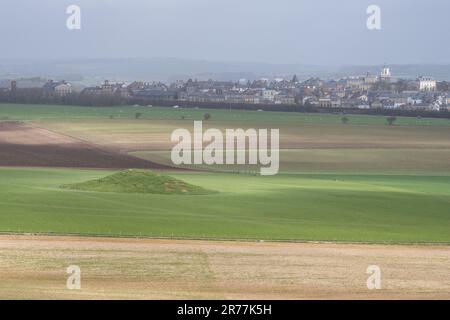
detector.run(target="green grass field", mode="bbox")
[0,167,449,243]
[1,103,450,126]
[1,103,450,244]
[131,149,450,174]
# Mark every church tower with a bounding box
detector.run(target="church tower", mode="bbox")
[380,64,391,82]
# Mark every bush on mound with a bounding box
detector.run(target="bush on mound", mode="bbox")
[62,170,216,195]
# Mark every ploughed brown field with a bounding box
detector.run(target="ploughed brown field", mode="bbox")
[0,235,449,300]
[0,121,168,169]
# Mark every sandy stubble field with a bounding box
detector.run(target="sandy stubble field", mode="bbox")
[0,235,449,300]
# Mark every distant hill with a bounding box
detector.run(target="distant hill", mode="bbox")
[1,58,449,82]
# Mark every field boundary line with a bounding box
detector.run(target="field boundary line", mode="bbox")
[1,231,449,247]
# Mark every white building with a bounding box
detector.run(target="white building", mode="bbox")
[43,80,73,97]
[262,89,278,101]
[54,83,73,96]
[417,76,436,91]
[380,65,391,82]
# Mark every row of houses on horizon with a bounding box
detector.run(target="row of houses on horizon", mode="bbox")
[1,66,449,111]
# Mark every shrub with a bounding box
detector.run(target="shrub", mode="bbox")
[386,116,397,125]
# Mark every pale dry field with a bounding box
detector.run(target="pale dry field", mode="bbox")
[36,119,450,173]
[37,119,450,152]
[0,235,449,300]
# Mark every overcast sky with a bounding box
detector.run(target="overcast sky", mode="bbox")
[0,0,448,65]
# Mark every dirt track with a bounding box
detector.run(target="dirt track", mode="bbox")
[0,121,169,169]
[0,235,449,299]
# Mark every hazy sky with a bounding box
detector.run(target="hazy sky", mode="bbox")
[0,0,449,65]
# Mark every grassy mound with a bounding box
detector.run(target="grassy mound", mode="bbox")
[62,170,216,195]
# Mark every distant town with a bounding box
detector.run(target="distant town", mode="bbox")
[1,65,450,115]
